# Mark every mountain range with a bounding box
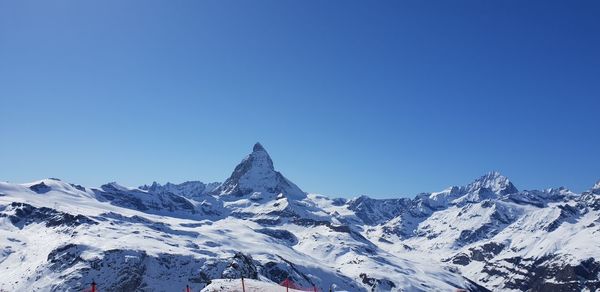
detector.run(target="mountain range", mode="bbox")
[1,143,599,291]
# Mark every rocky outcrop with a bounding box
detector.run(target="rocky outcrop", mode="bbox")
[1,202,97,229]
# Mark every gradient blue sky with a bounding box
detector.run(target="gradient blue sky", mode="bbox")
[1,1,599,198]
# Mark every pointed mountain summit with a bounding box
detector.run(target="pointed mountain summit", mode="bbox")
[590,180,600,195]
[212,143,305,200]
[464,171,518,196]
[423,171,519,208]
[253,142,266,152]
[448,171,518,205]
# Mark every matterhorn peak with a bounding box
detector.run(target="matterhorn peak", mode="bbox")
[247,142,275,171]
[253,142,266,153]
[212,143,305,200]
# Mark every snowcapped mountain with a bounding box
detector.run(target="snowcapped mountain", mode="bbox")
[139,181,221,201]
[1,143,598,291]
[213,143,305,201]
[592,180,600,194]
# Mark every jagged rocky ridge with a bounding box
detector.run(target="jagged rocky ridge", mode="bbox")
[0,143,599,291]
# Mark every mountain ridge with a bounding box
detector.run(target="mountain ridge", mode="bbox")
[1,143,599,291]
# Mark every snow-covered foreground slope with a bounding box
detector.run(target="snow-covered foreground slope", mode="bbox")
[1,143,598,291]
[203,278,305,292]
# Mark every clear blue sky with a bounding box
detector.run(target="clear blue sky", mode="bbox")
[1,1,599,198]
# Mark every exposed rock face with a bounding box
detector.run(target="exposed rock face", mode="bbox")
[262,256,315,288]
[140,181,221,201]
[359,273,396,292]
[0,202,97,229]
[47,244,84,272]
[445,242,506,266]
[46,247,179,292]
[29,182,51,194]
[480,255,600,291]
[212,143,305,200]
[347,196,413,225]
[93,182,223,219]
[506,187,572,207]
[469,242,505,262]
[544,204,580,232]
[464,171,518,197]
[255,228,298,245]
[198,252,259,286]
[221,252,259,279]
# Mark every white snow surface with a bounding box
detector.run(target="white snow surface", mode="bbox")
[202,278,305,292]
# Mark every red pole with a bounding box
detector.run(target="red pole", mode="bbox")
[186,284,190,292]
[313,285,317,292]
[286,279,289,292]
[91,281,96,292]
[241,277,246,292]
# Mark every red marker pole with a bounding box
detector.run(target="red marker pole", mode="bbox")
[91,281,97,292]
[286,279,289,292]
[186,284,190,292]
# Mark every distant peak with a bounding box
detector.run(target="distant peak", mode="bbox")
[101,182,130,192]
[467,171,518,195]
[593,180,600,191]
[477,171,508,182]
[253,142,266,153]
[486,170,503,178]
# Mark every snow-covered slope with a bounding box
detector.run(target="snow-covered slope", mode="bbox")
[203,278,306,292]
[0,143,598,291]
